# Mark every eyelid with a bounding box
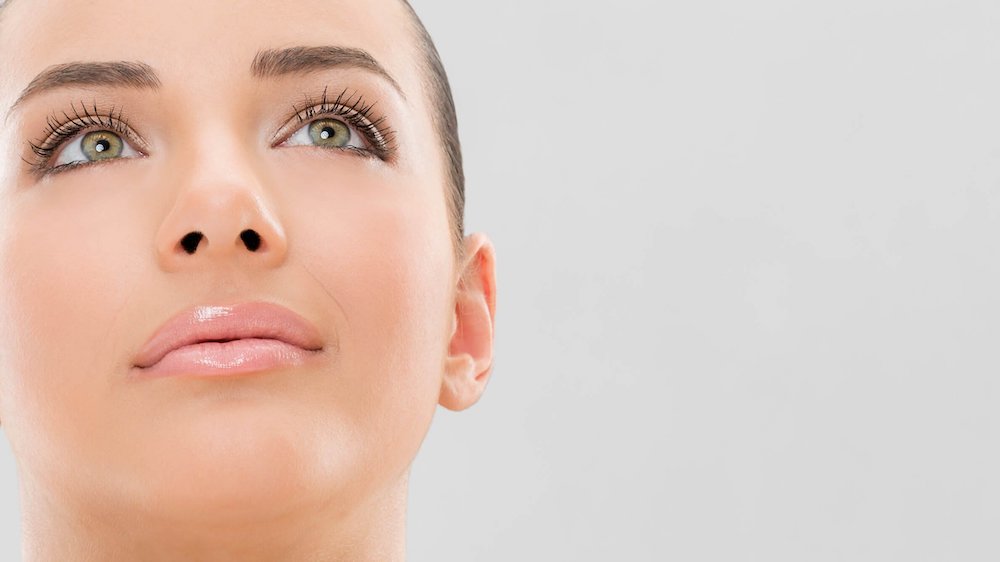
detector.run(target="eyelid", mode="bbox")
[37,126,146,177]
[270,87,396,161]
[271,109,372,148]
[26,102,147,176]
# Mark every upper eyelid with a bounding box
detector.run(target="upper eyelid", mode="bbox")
[74,123,145,151]
[27,112,146,168]
[27,92,395,168]
[33,101,388,148]
[269,88,394,148]
[270,104,386,149]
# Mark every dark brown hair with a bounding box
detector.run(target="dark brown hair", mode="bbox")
[398,1,466,265]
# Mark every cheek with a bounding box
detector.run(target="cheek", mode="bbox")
[0,183,147,467]
[291,168,455,455]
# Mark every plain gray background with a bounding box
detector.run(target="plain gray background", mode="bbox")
[3,0,1000,560]
[407,0,1000,560]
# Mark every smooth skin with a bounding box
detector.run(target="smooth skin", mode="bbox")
[0,0,497,560]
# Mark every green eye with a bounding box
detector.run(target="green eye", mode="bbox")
[307,118,351,148]
[48,126,141,171]
[281,112,377,156]
[80,131,125,161]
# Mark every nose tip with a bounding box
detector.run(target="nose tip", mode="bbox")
[155,185,288,271]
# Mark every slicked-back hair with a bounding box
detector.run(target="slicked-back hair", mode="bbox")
[397,1,466,266]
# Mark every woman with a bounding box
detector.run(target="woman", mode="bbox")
[0,0,497,559]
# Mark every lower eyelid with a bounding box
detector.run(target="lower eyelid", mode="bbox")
[42,153,145,177]
[276,107,390,152]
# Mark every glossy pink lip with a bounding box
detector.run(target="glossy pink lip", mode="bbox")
[131,301,324,378]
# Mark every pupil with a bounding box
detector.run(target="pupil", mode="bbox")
[96,140,108,153]
[321,128,332,139]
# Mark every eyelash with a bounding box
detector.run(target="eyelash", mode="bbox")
[25,100,141,176]
[280,86,396,160]
[24,88,396,177]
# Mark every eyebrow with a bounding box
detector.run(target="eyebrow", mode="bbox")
[250,46,404,97]
[6,61,160,121]
[6,45,403,121]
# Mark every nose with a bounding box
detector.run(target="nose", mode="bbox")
[154,149,288,272]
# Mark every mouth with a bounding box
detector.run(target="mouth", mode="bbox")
[131,301,324,378]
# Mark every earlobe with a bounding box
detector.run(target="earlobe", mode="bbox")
[440,233,497,411]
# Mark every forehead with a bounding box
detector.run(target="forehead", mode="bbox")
[0,0,420,109]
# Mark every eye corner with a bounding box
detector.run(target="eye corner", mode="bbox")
[270,132,290,149]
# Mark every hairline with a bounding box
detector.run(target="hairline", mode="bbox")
[397,0,466,267]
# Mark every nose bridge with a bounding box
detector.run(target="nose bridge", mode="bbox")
[154,119,288,271]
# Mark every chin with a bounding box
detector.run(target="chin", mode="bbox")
[116,405,363,528]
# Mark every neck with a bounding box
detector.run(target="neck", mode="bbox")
[20,471,410,562]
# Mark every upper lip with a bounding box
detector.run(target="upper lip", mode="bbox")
[132,301,324,369]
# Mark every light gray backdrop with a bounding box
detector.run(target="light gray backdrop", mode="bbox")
[407,0,1000,560]
[4,0,1000,560]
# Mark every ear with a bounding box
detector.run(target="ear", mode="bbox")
[440,233,497,411]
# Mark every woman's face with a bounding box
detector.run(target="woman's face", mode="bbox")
[0,0,486,540]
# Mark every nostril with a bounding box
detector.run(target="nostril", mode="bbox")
[180,232,203,254]
[241,229,262,251]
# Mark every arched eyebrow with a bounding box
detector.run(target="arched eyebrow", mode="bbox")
[250,46,404,98]
[5,60,160,122]
[5,45,403,122]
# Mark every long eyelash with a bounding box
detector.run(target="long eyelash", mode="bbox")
[23,100,135,175]
[286,86,397,161]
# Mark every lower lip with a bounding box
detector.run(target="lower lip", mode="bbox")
[132,338,321,379]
